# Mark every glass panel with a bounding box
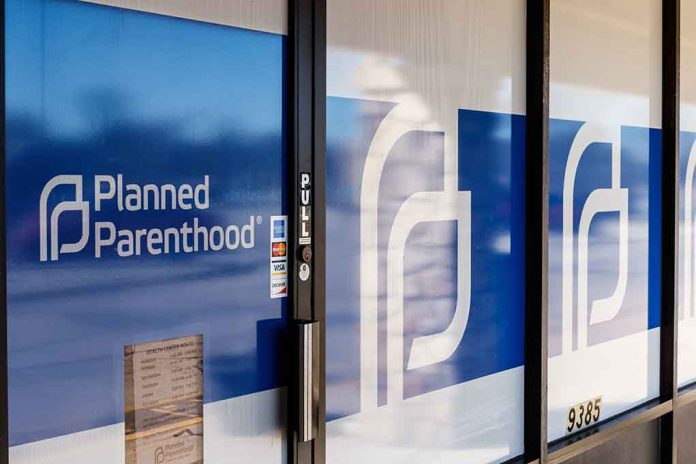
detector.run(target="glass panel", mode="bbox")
[5,1,289,463]
[548,0,661,442]
[325,1,526,462]
[679,0,696,389]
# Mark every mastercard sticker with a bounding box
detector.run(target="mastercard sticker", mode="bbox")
[272,241,287,258]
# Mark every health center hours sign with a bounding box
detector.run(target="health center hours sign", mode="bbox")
[125,336,204,464]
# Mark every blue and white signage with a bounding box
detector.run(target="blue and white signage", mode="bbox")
[6,0,288,463]
[40,174,258,261]
[326,98,526,462]
[679,131,696,387]
[547,120,661,439]
[326,105,662,452]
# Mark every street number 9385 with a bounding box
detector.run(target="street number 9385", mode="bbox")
[567,396,602,434]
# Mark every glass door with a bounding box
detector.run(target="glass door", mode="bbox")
[5,1,289,463]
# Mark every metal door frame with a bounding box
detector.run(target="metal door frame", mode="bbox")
[287,1,326,463]
[523,0,684,463]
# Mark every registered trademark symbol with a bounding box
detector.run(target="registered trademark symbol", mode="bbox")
[256,216,263,224]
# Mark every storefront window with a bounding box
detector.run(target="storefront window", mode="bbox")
[325,1,526,461]
[548,0,661,441]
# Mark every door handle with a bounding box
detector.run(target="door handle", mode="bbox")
[298,320,319,442]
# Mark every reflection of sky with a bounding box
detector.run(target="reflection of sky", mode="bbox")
[326,98,661,458]
[7,0,284,138]
[6,0,287,446]
[678,131,696,386]
[679,133,696,316]
[325,98,525,442]
[325,0,666,457]
[325,5,526,458]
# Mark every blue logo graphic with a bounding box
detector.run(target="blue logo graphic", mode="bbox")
[326,98,660,422]
[273,218,286,240]
[326,100,525,419]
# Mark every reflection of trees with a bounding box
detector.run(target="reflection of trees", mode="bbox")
[7,87,289,443]
[7,87,285,261]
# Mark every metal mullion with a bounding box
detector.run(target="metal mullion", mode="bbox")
[524,0,550,462]
[1,0,7,461]
[288,0,325,462]
[660,0,681,462]
[311,0,326,462]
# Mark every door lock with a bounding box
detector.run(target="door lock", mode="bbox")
[300,245,313,263]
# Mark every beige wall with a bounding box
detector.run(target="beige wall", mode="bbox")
[79,0,287,34]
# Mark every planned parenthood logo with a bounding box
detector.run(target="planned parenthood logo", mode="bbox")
[683,139,696,320]
[39,174,257,262]
[561,124,628,353]
[39,175,90,262]
[547,120,657,356]
[359,101,473,408]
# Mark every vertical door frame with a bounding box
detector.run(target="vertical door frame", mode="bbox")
[287,0,326,463]
[660,0,681,462]
[524,0,551,462]
[1,0,7,461]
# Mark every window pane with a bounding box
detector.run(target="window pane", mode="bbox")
[326,1,526,462]
[548,0,661,442]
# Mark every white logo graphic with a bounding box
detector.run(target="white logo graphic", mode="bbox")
[39,175,90,262]
[683,140,696,320]
[562,124,629,353]
[360,101,471,407]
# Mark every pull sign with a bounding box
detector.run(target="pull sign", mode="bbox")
[299,173,312,245]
